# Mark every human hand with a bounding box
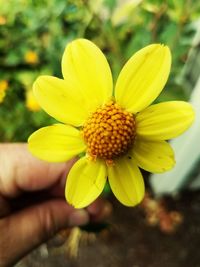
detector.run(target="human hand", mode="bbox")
[0,144,111,267]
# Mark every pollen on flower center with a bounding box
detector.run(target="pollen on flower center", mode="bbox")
[82,101,136,162]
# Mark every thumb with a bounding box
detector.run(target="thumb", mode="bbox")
[0,200,89,266]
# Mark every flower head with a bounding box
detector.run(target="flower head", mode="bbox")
[28,39,194,208]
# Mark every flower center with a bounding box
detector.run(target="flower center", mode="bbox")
[82,101,136,163]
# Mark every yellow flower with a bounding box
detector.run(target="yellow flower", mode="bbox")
[24,50,39,65]
[25,89,41,112]
[0,80,8,103]
[0,15,7,25]
[28,39,194,208]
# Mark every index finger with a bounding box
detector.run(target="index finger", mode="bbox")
[0,143,76,198]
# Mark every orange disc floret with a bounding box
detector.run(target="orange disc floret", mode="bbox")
[83,101,136,161]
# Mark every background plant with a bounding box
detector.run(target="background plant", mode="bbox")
[0,0,199,142]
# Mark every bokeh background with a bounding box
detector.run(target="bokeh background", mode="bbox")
[1,0,200,267]
[1,0,199,142]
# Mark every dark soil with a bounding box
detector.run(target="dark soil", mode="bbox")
[17,190,200,267]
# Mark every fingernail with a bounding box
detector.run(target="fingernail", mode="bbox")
[69,209,89,226]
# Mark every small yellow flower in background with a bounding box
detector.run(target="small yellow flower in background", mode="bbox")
[0,80,8,103]
[0,15,7,26]
[24,50,39,65]
[0,91,6,103]
[28,39,194,208]
[25,89,41,112]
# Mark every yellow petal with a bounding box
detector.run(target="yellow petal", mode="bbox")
[28,124,86,162]
[132,138,175,173]
[62,39,113,112]
[115,44,171,113]
[107,156,144,206]
[136,101,195,140]
[65,157,107,208]
[33,75,90,126]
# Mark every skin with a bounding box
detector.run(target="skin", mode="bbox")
[0,144,111,267]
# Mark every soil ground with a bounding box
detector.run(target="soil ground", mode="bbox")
[17,190,200,267]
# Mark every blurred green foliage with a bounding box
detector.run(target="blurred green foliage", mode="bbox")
[0,0,200,142]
